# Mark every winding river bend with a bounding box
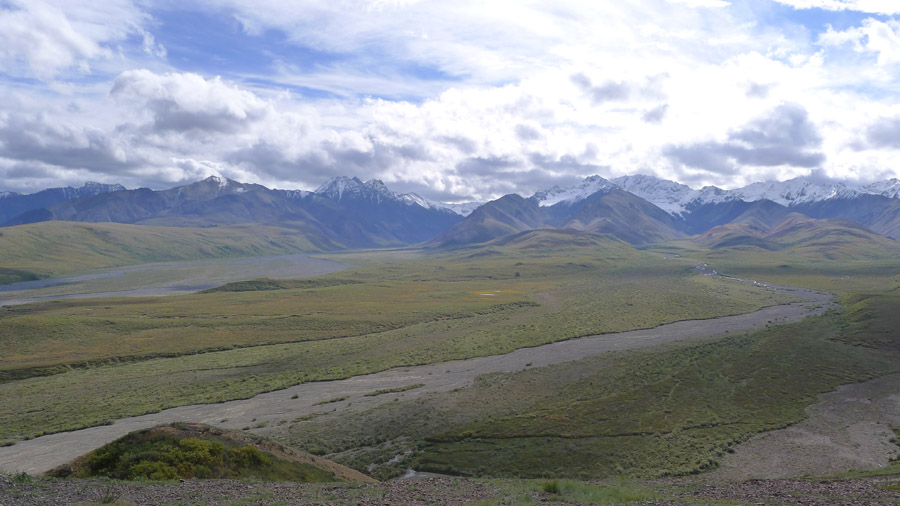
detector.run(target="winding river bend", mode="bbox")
[0,272,832,475]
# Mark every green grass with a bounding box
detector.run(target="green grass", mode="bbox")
[0,248,789,443]
[49,423,343,482]
[200,278,362,293]
[0,267,41,285]
[363,383,425,397]
[315,396,350,405]
[284,293,900,480]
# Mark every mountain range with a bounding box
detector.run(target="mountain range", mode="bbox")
[3,174,900,251]
[1,176,460,249]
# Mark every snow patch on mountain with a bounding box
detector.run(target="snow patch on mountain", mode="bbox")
[315,176,452,212]
[610,175,697,215]
[439,201,485,217]
[863,178,900,199]
[731,178,863,206]
[531,175,616,206]
[529,174,900,218]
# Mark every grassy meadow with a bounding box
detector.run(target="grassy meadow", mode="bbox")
[0,239,791,444]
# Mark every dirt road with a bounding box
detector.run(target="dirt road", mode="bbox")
[0,279,831,475]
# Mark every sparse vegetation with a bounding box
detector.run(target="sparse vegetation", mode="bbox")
[315,396,350,405]
[363,383,424,397]
[47,423,365,483]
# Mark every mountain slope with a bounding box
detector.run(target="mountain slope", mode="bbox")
[0,182,124,224]
[694,213,899,259]
[549,189,685,245]
[433,189,684,247]
[431,194,546,247]
[0,221,334,279]
[793,195,900,240]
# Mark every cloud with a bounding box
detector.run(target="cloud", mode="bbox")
[745,82,771,98]
[0,0,148,79]
[2,1,899,198]
[773,0,900,15]
[865,117,900,148]
[570,73,666,104]
[666,0,730,7]
[515,123,542,141]
[0,113,139,173]
[818,18,900,65]
[571,74,631,103]
[642,104,669,123]
[111,70,271,134]
[664,103,825,174]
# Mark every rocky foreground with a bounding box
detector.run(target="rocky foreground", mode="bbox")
[2,473,900,505]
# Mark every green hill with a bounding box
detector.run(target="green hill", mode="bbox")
[47,422,374,483]
[0,221,332,282]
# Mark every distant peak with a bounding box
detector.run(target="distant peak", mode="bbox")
[202,175,232,189]
[315,175,411,204]
[531,174,615,207]
[79,181,126,191]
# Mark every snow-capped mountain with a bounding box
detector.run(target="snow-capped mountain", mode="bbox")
[314,176,437,210]
[863,178,900,199]
[316,176,390,202]
[531,174,900,219]
[0,182,126,224]
[610,175,698,215]
[730,178,862,207]
[531,175,616,206]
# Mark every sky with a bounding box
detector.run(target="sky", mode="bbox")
[3,0,900,202]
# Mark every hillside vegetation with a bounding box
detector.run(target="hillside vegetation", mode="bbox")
[0,221,328,281]
[48,422,373,483]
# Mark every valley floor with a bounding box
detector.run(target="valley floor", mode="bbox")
[0,281,827,476]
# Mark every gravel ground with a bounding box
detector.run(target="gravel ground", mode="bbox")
[710,373,900,481]
[0,476,505,506]
[3,474,900,505]
[681,476,900,505]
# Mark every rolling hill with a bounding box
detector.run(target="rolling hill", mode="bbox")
[432,189,683,247]
[47,422,374,483]
[0,221,334,280]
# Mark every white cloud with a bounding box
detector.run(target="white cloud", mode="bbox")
[0,0,149,79]
[774,0,900,15]
[666,0,730,7]
[2,1,900,198]
[819,18,900,65]
[110,70,271,133]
